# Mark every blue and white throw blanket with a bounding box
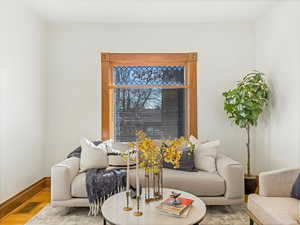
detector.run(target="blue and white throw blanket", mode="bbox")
[67,141,127,216]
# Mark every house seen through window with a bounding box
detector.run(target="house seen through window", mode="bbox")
[113,66,186,142]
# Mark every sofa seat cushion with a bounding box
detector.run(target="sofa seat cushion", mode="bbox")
[71,172,88,198]
[129,168,225,197]
[71,168,225,198]
[247,194,299,225]
[71,167,123,198]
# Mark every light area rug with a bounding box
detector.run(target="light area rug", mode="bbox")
[25,204,249,225]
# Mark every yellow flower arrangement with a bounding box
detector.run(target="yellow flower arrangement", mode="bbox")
[129,131,194,172]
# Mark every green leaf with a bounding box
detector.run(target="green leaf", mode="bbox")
[223,71,270,129]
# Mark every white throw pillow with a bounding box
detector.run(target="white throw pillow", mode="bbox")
[79,138,108,172]
[190,136,220,173]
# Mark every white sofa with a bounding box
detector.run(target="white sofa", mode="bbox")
[51,153,244,207]
[247,168,300,225]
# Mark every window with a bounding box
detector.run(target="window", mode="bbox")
[101,53,197,141]
[113,65,186,141]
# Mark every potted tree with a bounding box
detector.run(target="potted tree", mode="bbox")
[223,71,270,194]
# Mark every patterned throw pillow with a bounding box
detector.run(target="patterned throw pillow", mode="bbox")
[163,147,198,172]
[106,141,136,168]
[107,152,136,168]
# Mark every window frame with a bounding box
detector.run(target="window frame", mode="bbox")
[101,52,198,141]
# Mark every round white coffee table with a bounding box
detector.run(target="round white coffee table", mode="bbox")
[101,188,206,225]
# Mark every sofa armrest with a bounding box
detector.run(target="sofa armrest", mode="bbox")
[216,154,244,199]
[259,168,300,197]
[51,157,80,201]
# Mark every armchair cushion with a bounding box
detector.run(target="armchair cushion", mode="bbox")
[248,194,299,225]
[259,168,300,197]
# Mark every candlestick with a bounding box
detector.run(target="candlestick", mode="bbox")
[136,148,140,196]
[133,195,143,216]
[123,191,132,211]
[126,150,130,192]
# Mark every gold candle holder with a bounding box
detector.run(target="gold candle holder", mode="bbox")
[123,191,132,211]
[133,195,143,216]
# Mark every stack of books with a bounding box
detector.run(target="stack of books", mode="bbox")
[156,197,193,217]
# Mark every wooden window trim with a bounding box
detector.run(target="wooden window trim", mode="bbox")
[101,52,198,141]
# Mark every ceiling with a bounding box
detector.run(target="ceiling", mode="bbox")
[25,0,281,23]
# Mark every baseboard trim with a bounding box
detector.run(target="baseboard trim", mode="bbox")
[44,177,51,188]
[0,177,51,219]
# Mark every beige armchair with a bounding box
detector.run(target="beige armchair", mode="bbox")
[247,168,300,225]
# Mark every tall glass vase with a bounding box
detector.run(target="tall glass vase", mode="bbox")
[144,164,163,203]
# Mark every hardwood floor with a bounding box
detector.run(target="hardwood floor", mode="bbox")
[0,188,50,225]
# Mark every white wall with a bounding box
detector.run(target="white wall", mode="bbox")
[45,23,255,175]
[254,1,300,173]
[0,0,299,202]
[0,1,46,203]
